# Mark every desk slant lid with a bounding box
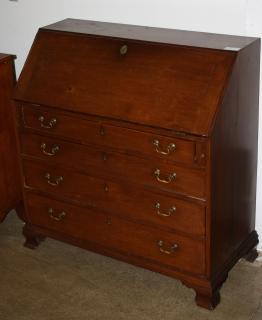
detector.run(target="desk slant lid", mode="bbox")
[14,19,259,136]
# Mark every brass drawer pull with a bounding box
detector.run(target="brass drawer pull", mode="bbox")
[155,202,176,217]
[38,115,57,129]
[120,44,128,55]
[48,208,66,221]
[153,139,176,155]
[41,143,59,156]
[154,169,176,184]
[45,173,63,186]
[157,240,178,255]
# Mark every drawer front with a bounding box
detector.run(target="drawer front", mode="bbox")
[26,192,205,275]
[23,160,206,236]
[21,133,206,198]
[21,105,197,166]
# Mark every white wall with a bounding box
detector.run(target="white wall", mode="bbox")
[0,0,248,74]
[0,0,262,247]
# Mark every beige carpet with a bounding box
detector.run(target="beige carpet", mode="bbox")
[0,211,262,320]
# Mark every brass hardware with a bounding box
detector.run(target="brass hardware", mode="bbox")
[155,202,176,217]
[154,169,176,184]
[48,208,66,221]
[104,184,109,192]
[38,115,57,129]
[45,173,63,186]
[120,44,128,55]
[157,240,178,255]
[153,139,176,155]
[41,143,59,156]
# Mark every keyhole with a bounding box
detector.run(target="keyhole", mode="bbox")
[100,126,105,136]
[102,153,108,161]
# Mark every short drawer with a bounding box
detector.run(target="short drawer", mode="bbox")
[21,133,206,198]
[25,192,206,276]
[23,159,206,237]
[21,104,198,166]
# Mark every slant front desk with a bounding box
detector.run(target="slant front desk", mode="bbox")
[13,19,260,309]
[0,53,21,222]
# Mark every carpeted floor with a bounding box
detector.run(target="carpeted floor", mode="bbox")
[0,211,262,320]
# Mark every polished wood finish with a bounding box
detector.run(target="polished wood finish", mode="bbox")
[42,19,256,50]
[20,132,206,198]
[14,28,236,136]
[13,19,260,309]
[22,104,197,166]
[26,192,205,275]
[22,159,206,237]
[0,54,22,222]
[209,39,261,278]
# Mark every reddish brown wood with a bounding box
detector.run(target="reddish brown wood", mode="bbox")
[42,19,257,51]
[22,159,206,237]
[20,132,206,198]
[21,104,197,166]
[209,39,260,277]
[13,19,260,310]
[14,28,236,136]
[0,54,22,222]
[25,192,205,275]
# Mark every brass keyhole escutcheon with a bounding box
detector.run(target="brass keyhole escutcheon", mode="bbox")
[120,44,128,55]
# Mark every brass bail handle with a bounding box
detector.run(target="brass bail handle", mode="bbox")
[38,115,57,129]
[155,202,176,217]
[48,208,66,221]
[157,240,178,255]
[153,140,176,155]
[154,169,176,184]
[45,173,63,186]
[41,143,60,156]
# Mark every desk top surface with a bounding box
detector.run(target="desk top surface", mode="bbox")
[43,18,259,51]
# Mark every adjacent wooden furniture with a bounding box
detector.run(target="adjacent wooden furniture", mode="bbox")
[0,53,22,222]
[13,19,260,309]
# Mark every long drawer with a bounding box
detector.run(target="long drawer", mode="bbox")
[25,192,206,275]
[20,132,206,198]
[21,104,199,166]
[22,159,205,237]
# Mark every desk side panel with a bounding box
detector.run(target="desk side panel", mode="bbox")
[210,39,260,277]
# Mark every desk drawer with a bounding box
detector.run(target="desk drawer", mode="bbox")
[26,192,205,276]
[21,133,206,198]
[21,105,198,166]
[23,159,205,236]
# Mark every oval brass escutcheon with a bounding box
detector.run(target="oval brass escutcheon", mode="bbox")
[120,44,128,55]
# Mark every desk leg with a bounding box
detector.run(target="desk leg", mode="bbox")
[23,224,45,249]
